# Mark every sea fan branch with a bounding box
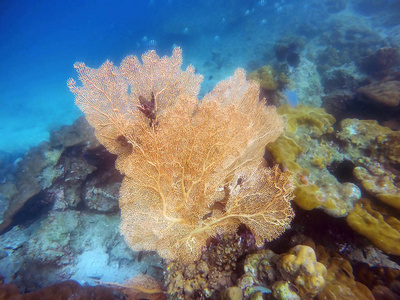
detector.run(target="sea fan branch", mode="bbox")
[69,48,294,263]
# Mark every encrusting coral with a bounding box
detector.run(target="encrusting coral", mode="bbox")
[346,198,400,256]
[247,65,289,92]
[316,245,375,300]
[68,47,295,263]
[236,245,328,299]
[266,104,361,217]
[279,245,327,298]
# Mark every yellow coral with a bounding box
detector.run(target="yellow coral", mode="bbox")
[247,65,279,91]
[338,119,392,149]
[376,131,400,164]
[69,48,295,263]
[266,135,304,174]
[316,246,374,300]
[266,105,360,217]
[311,156,325,169]
[294,185,322,211]
[354,166,400,209]
[277,104,335,136]
[279,245,327,298]
[272,281,300,300]
[295,183,357,217]
[346,198,400,255]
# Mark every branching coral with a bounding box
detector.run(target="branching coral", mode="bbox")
[68,48,294,263]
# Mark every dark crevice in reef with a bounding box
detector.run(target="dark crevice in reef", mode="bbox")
[6,192,53,232]
[327,159,357,184]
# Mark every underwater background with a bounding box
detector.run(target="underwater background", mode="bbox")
[1,0,400,299]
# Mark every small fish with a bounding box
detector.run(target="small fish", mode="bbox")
[251,286,272,294]
[88,276,102,281]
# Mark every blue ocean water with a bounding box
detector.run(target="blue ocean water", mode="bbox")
[2,0,400,154]
[1,0,395,151]
[0,0,158,153]
[0,0,334,154]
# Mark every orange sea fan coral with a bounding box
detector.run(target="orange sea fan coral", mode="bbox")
[68,47,294,263]
[68,47,202,156]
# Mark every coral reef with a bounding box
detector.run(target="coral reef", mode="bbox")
[286,58,324,107]
[357,80,400,107]
[346,198,400,256]
[354,165,400,209]
[333,117,400,255]
[273,37,305,66]
[0,117,162,291]
[0,144,59,232]
[164,232,251,299]
[163,232,392,299]
[277,104,335,136]
[337,118,393,151]
[237,245,328,299]
[3,105,399,298]
[358,47,399,78]
[376,131,400,164]
[279,245,327,297]
[3,2,400,298]
[267,105,361,217]
[261,100,400,258]
[268,104,400,227]
[316,246,375,300]
[321,91,399,125]
[247,65,288,92]
[0,117,104,232]
[27,211,79,266]
[274,39,304,68]
[69,47,295,263]
[221,286,243,300]
[3,6,400,297]
[354,263,400,300]
[321,68,361,94]
[317,15,383,71]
